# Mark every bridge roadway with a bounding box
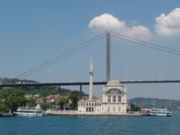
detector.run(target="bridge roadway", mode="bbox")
[1,80,180,88]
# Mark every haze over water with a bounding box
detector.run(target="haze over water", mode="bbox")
[1,112,180,135]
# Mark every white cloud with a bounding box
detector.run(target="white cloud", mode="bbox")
[126,26,151,39]
[88,13,151,39]
[155,8,180,37]
[89,14,125,32]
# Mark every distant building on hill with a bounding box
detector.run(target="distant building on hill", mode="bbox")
[46,94,61,103]
[35,94,61,104]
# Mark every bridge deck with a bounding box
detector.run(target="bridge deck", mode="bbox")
[1,80,180,88]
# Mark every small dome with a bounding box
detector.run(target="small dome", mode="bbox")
[106,80,122,87]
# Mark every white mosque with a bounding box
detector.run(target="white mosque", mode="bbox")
[78,59,128,115]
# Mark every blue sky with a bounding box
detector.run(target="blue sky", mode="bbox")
[1,0,180,99]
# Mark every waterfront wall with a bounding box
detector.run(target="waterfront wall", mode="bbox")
[45,110,141,116]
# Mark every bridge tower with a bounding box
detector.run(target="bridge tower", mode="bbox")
[89,58,94,100]
[106,31,111,82]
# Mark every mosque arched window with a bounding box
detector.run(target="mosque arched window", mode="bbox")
[118,96,121,102]
[108,95,111,102]
[118,107,121,111]
[108,89,120,94]
[113,107,116,111]
[113,96,116,102]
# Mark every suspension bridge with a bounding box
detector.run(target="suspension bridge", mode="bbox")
[1,31,180,96]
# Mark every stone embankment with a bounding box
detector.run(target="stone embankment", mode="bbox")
[0,112,14,117]
[45,110,142,116]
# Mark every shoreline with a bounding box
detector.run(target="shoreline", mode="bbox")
[0,113,14,117]
[45,110,142,116]
[45,114,142,117]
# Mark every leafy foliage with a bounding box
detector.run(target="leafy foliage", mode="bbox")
[67,91,80,110]
[130,103,141,111]
[0,103,8,112]
[0,77,37,84]
[0,77,89,111]
[55,97,68,110]
[0,87,26,112]
[40,102,52,111]
[26,98,36,107]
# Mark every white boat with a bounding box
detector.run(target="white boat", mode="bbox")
[147,108,171,117]
[14,105,43,117]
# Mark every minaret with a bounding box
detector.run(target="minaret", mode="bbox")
[89,58,94,100]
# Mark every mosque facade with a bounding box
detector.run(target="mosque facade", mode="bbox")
[78,59,127,115]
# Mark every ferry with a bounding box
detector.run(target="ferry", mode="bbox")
[14,105,43,117]
[147,108,172,117]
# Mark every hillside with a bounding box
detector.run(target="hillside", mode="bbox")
[0,77,87,97]
[129,97,180,111]
[0,77,37,84]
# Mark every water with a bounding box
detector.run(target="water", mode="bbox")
[1,112,180,135]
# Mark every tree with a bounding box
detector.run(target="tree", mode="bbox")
[0,102,8,112]
[0,87,26,112]
[67,91,80,110]
[40,97,52,111]
[40,102,52,111]
[55,97,67,110]
[130,103,141,111]
[26,98,36,107]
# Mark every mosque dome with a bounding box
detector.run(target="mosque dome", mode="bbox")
[106,80,122,87]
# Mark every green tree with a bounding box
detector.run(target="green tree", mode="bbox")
[130,104,141,111]
[26,98,36,107]
[40,102,52,111]
[0,103,8,112]
[0,87,26,112]
[67,91,80,110]
[55,97,67,110]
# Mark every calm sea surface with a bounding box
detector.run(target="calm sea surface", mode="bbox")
[0,112,180,135]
